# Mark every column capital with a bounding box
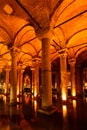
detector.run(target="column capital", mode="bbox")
[37,29,54,40]
[69,58,76,66]
[10,46,20,58]
[5,66,11,71]
[58,49,67,58]
[32,57,41,66]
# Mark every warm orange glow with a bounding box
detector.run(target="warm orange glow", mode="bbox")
[62,105,67,118]
[24,95,30,104]
[34,86,37,97]
[17,85,19,96]
[34,100,37,113]
[72,89,76,97]
[62,92,67,101]
[72,100,76,109]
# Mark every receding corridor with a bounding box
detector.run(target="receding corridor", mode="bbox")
[0,0,87,130]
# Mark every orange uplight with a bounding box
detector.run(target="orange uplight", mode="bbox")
[34,87,37,98]
[72,89,76,97]
[34,100,37,112]
[17,86,19,96]
[62,105,67,118]
[72,100,76,109]
[62,93,67,101]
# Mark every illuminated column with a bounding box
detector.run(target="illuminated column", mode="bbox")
[55,72,60,94]
[31,67,35,94]
[76,65,82,96]
[32,58,40,97]
[17,65,20,96]
[69,59,76,97]
[10,47,18,105]
[58,49,68,101]
[20,68,24,95]
[5,67,10,94]
[41,37,52,107]
[17,64,24,96]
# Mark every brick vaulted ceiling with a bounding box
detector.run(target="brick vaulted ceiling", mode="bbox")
[0,0,87,69]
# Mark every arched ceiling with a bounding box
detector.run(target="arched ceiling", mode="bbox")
[0,0,87,69]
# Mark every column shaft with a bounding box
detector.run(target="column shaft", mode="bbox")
[69,59,76,97]
[5,68,10,94]
[59,50,68,101]
[10,48,17,104]
[42,38,52,106]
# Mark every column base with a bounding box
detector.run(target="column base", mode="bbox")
[71,96,77,100]
[61,100,69,104]
[37,105,57,115]
[8,99,18,106]
[8,102,18,106]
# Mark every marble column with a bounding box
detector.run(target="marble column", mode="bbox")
[10,47,18,105]
[55,72,61,94]
[41,37,52,107]
[17,64,23,96]
[32,58,40,97]
[69,59,76,97]
[5,67,10,95]
[58,49,68,101]
[20,68,24,95]
[76,65,82,96]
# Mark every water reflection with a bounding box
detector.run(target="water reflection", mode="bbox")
[72,100,76,109]
[62,105,67,118]
[34,100,37,118]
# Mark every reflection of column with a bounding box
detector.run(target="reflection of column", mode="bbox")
[10,47,18,104]
[32,58,40,97]
[42,37,52,106]
[69,59,76,97]
[5,67,10,94]
[58,49,68,101]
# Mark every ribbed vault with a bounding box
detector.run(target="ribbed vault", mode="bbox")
[0,0,87,69]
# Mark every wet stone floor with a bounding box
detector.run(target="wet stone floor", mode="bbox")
[0,95,87,130]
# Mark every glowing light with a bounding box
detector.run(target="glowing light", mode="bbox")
[34,100,37,118]
[62,105,67,118]
[34,100,37,113]
[34,87,37,97]
[62,93,66,101]
[24,95,30,104]
[72,89,76,96]
[17,85,19,96]
[72,100,76,109]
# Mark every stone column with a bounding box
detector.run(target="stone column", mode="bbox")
[20,68,24,95]
[55,72,61,94]
[69,59,76,97]
[58,49,68,101]
[10,47,18,105]
[5,67,10,95]
[17,64,23,96]
[32,58,40,97]
[31,67,35,95]
[76,65,82,96]
[41,37,52,107]
[17,65,20,96]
